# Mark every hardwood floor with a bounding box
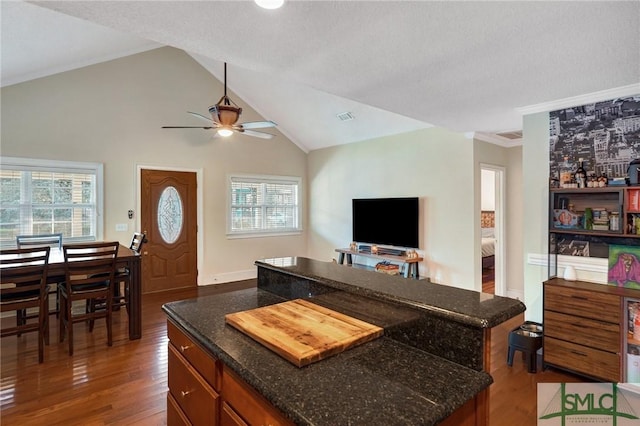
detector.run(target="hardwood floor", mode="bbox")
[1,280,585,425]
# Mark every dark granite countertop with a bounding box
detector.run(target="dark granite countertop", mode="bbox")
[256,256,526,328]
[163,287,494,426]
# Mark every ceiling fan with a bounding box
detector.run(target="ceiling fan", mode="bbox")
[162,62,277,139]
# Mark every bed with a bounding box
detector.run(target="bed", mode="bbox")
[481,211,495,270]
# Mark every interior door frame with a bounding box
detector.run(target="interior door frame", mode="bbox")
[480,163,506,296]
[135,164,204,285]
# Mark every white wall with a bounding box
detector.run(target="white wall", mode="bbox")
[307,128,480,289]
[0,47,308,285]
[522,112,551,322]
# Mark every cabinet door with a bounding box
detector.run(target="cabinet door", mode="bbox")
[222,366,294,426]
[167,393,193,426]
[220,402,248,426]
[168,344,219,425]
[168,320,219,390]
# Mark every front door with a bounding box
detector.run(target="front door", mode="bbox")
[140,169,197,293]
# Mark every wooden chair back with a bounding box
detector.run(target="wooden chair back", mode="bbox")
[16,233,63,250]
[62,242,119,291]
[0,246,51,363]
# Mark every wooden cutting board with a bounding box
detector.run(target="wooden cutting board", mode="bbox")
[225,299,383,367]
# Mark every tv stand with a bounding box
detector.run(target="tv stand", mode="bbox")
[335,247,423,279]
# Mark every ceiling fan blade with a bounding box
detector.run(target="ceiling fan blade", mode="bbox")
[162,126,216,129]
[187,111,214,123]
[239,120,277,130]
[239,129,275,139]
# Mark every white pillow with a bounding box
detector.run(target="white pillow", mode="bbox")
[481,228,495,238]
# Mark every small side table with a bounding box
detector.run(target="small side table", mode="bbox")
[507,322,543,373]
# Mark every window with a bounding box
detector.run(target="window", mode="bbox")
[0,157,103,246]
[228,174,301,237]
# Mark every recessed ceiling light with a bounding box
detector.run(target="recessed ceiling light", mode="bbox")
[255,0,284,9]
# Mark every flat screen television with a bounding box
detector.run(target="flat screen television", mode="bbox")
[352,197,419,249]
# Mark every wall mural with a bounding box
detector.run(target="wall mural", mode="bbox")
[549,95,640,260]
[549,95,640,186]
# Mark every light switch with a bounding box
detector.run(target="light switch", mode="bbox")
[115,223,128,232]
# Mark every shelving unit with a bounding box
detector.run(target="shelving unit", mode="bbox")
[548,187,640,277]
[335,248,423,279]
[545,188,640,382]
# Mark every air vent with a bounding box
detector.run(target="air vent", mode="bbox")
[336,111,355,122]
[496,130,523,140]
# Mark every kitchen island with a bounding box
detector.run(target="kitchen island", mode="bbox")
[163,257,526,425]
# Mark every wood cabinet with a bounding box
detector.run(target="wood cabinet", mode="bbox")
[167,320,220,425]
[543,279,622,382]
[221,366,294,426]
[167,320,293,426]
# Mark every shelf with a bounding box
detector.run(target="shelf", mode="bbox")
[335,248,422,279]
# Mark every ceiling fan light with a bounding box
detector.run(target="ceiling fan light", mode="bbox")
[218,128,234,137]
[255,0,284,9]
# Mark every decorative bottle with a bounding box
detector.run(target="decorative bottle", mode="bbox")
[574,158,587,189]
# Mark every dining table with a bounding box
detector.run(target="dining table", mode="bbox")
[46,244,142,340]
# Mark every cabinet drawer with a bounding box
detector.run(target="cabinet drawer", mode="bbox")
[168,320,219,390]
[167,393,192,426]
[544,336,620,382]
[544,285,620,322]
[220,401,248,426]
[544,310,620,353]
[222,366,294,426]
[168,344,219,425]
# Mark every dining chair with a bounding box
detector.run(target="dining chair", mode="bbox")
[16,233,64,323]
[87,232,146,326]
[0,246,51,363]
[59,241,119,356]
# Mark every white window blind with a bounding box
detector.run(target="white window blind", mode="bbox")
[228,174,301,237]
[0,157,103,246]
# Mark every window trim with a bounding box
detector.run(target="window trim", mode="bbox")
[226,173,302,239]
[0,156,104,244]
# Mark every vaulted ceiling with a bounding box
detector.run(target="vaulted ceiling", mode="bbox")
[3,1,639,152]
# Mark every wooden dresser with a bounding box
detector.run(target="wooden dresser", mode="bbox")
[543,278,640,382]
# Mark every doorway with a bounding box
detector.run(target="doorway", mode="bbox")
[139,168,199,294]
[481,165,506,296]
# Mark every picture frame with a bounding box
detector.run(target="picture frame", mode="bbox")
[607,244,640,289]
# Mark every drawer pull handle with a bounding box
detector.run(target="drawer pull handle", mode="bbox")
[570,295,588,301]
[180,345,191,352]
[181,390,193,398]
[570,350,587,357]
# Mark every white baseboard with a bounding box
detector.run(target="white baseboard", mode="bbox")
[199,269,256,286]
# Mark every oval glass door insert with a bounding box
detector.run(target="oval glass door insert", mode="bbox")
[157,186,183,244]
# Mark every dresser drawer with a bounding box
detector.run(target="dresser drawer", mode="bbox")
[168,344,219,425]
[544,336,620,382]
[167,393,192,426]
[168,320,219,390]
[544,285,620,322]
[222,366,294,426]
[544,310,620,353]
